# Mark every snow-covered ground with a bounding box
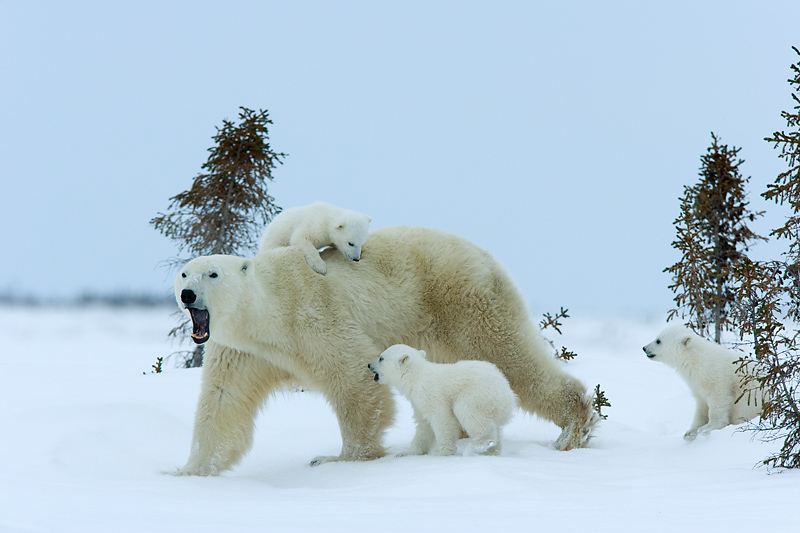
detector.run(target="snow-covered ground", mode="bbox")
[1,305,797,532]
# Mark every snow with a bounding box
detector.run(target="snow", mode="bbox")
[1,306,798,532]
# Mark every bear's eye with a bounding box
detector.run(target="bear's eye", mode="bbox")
[348,242,355,247]
[656,339,661,345]
[181,273,187,278]
[379,356,384,362]
[209,272,218,279]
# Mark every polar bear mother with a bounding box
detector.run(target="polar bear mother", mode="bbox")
[173,226,596,476]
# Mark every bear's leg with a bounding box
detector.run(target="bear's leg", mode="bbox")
[454,401,501,456]
[692,395,734,438]
[684,398,710,441]
[503,362,595,451]
[398,406,436,456]
[424,323,596,450]
[171,341,293,476]
[292,238,328,275]
[310,371,395,466]
[428,410,461,456]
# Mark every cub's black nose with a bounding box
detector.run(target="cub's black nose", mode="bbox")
[181,289,197,305]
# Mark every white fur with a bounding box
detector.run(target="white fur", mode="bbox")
[369,344,516,456]
[259,202,372,274]
[643,324,765,440]
[171,226,597,476]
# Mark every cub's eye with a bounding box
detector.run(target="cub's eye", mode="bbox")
[181,273,187,278]
[348,242,355,247]
[656,339,661,345]
[379,357,384,362]
[209,272,218,279]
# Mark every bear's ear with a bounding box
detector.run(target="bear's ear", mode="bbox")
[367,216,373,223]
[682,336,691,347]
[399,355,409,365]
[241,259,253,274]
[418,350,427,358]
[337,223,344,230]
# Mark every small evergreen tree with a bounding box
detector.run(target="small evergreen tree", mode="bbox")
[540,307,570,334]
[665,133,765,342]
[763,46,800,320]
[539,307,577,360]
[151,107,286,367]
[733,47,800,470]
[730,258,800,469]
[592,384,610,420]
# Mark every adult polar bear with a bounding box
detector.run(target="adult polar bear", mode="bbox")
[173,226,597,476]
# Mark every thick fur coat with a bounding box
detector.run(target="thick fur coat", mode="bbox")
[643,324,764,440]
[174,226,597,476]
[258,201,372,275]
[369,344,516,456]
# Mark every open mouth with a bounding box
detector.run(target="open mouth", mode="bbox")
[187,308,210,344]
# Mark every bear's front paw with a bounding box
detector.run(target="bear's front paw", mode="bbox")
[431,445,457,456]
[683,430,698,441]
[695,425,713,437]
[165,466,212,477]
[309,455,339,467]
[306,257,327,275]
[465,440,498,456]
[397,449,425,457]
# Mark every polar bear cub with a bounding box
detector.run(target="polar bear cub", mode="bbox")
[259,202,372,275]
[643,324,764,440]
[368,344,516,456]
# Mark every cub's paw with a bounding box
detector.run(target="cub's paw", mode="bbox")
[396,449,425,458]
[310,455,339,467]
[305,256,327,275]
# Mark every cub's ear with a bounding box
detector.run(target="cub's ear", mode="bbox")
[400,355,409,365]
[367,216,373,223]
[418,350,427,358]
[241,259,253,274]
[682,336,691,347]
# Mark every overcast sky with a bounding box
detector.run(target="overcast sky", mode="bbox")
[2,1,799,318]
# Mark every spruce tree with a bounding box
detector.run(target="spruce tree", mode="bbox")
[734,47,800,469]
[665,133,765,342]
[151,107,285,367]
[763,46,800,320]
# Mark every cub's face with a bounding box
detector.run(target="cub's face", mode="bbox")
[367,344,425,385]
[175,255,253,344]
[642,324,692,363]
[330,215,371,262]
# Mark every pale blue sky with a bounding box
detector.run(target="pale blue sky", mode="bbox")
[1,1,798,317]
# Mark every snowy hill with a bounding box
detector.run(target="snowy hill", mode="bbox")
[1,306,797,532]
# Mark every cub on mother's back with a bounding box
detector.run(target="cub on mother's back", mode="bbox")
[259,202,372,275]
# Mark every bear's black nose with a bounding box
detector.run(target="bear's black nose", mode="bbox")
[181,289,197,305]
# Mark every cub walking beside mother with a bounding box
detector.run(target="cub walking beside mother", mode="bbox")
[369,344,516,456]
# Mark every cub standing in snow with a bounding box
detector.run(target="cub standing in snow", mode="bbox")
[259,201,372,275]
[642,324,765,440]
[368,344,516,456]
